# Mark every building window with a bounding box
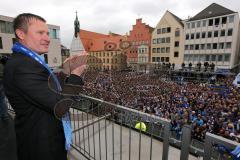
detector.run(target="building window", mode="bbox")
[227,29,233,36]
[157,48,160,53]
[166,47,170,53]
[190,45,194,50]
[229,15,234,23]
[195,33,201,40]
[162,38,166,43]
[174,52,179,57]
[212,55,216,61]
[162,28,167,33]
[187,23,190,29]
[224,54,230,62]
[0,37,2,49]
[195,44,199,50]
[214,31,218,37]
[167,27,171,33]
[201,44,205,50]
[175,41,179,47]
[191,33,194,39]
[214,18,220,26]
[161,48,165,53]
[213,43,217,49]
[208,31,212,38]
[222,17,227,24]
[152,39,156,44]
[218,55,223,62]
[206,55,210,61]
[152,48,156,53]
[157,29,161,34]
[220,30,225,36]
[193,55,199,62]
[226,42,231,49]
[207,43,212,49]
[159,57,164,62]
[208,19,213,26]
[49,28,58,39]
[202,32,206,38]
[197,21,201,27]
[166,57,169,62]
[185,45,189,50]
[152,57,156,62]
[184,54,189,61]
[202,20,206,27]
[175,30,180,37]
[0,20,14,34]
[219,43,224,49]
[186,34,189,40]
[191,22,195,28]
[166,37,170,43]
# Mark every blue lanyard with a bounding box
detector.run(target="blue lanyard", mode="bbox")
[12,42,62,92]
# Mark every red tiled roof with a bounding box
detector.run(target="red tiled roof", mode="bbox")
[79,29,126,52]
[79,29,108,51]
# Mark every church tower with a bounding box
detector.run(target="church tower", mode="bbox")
[70,11,85,55]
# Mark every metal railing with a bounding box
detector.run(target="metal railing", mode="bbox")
[7,95,239,160]
[70,94,172,160]
[203,133,239,160]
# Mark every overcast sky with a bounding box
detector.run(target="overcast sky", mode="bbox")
[1,0,240,48]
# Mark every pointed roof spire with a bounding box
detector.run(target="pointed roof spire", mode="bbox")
[74,11,80,38]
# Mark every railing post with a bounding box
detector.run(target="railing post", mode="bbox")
[180,125,191,160]
[162,121,170,160]
[203,133,212,160]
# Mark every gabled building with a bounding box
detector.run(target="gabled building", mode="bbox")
[151,11,184,69]
[127,18,153,71]
[79,30,127,71]
[184,3,240,70]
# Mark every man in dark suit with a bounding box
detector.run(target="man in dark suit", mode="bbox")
[3,13,85,160]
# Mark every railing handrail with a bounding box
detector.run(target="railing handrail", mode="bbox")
[77,93,171,124]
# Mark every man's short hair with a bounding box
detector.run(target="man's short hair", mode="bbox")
[13,13,46,39]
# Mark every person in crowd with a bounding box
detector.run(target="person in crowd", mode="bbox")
[4,13,86,160]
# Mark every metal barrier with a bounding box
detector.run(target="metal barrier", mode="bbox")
[203,133,239,160]
[70,94,172,160]
[7,94,239,160]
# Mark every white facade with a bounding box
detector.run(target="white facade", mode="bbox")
[70,35,85,56]
[137,45,149,63]
[184,13,240,69]
[151,11,184,69]
[0,15,62,68]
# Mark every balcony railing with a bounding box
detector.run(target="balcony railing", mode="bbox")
[7,94,239,160]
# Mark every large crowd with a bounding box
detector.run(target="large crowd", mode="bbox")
[80,70,240,142]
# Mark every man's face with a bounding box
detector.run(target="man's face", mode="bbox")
[17,19,50,54]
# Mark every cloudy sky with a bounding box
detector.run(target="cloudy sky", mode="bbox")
[1,0,240,48]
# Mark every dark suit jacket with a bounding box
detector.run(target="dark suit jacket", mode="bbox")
[3,52,83,160]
